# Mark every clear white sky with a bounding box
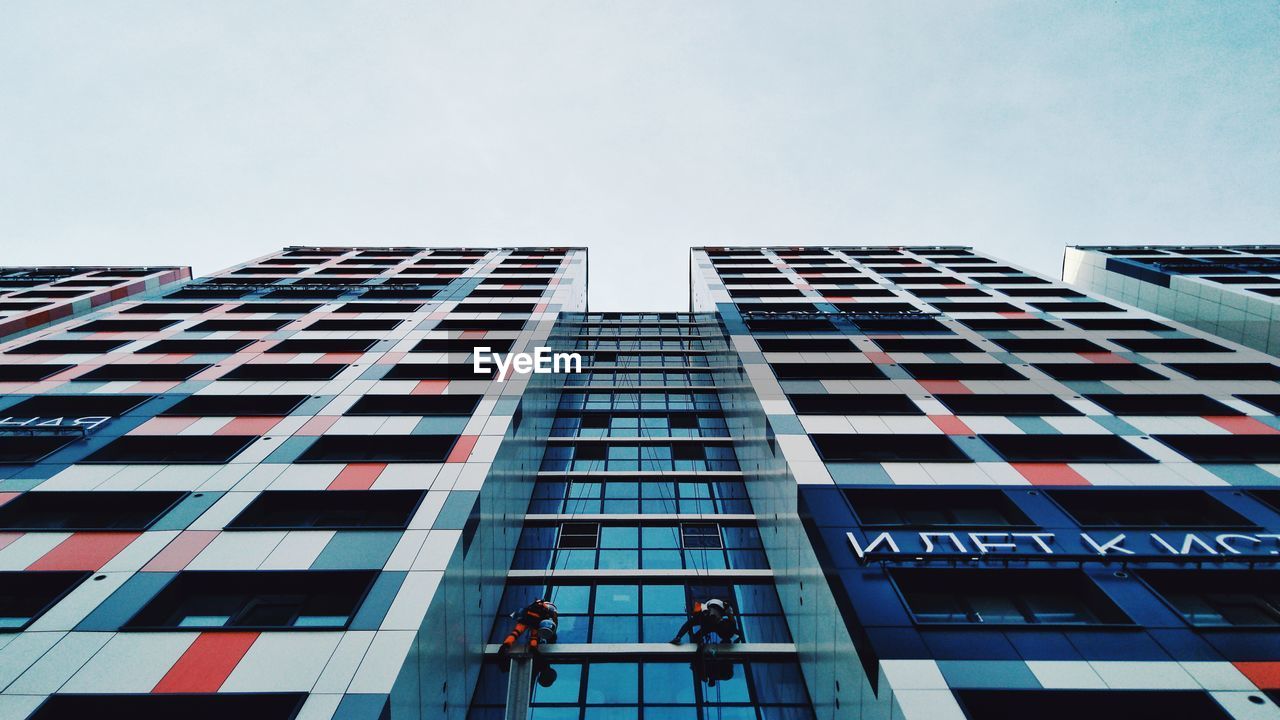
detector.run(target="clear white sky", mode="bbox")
[1,2,1276,310]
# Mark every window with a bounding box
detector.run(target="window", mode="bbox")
[0,490,186,531]
[769,362,886,380]
[134,339,255,354]
[908,288,991,298]
[933,394,1080,416]
[1154,435,1280,463]
[787,393,921,415]
[871,338,982,353]
[1032,363,1166,381]
[227,490,425,530]
[121,302,220,314]
[124,570,377,630]
[0,437,76,464]
[1084,393,1240,416]
[159,394,307,416]
[411,338,515,354]
[1144,571,1280,628]
[981,435,1153,463]
[335,301,423,313]
[755,338,856,352]
[303,319,403,331]
[435,318,527,331]
[1064,318,1172,331]
[531,478,750,515]
[0,364,72,381]
[1237,394,1280,414]
[226,302,321,314]
[344,394,481,416]
[901,363,1026,381]
[1109,337,1231,353]
[540,442,739,472]
[851,317,949,333]
[2,394,152,418]
[383,363,496,380]
[927,301,1021,313]
[219,363,347,381]
[264,339,376,354]
[6,339,130,354]
[999,287,1085,297]
[1167,363,1280,381]
[189,318,292,332]
[746,318,836,332]
[846,489,1031,527]
[558,522,601,548]
[955,690,1230,720]
[809,434,969,462]
[1028,301,1122,313]
[991,338,1108,353]
[1049,489,1251,528]
[70,319,179,332]
[680,523,723,548]
[958,318,1058,331]
[892,569,1130,625]
[295,434,458,463]
[0,571,87,632]
[76,363,210,382]
[83,436,256,464]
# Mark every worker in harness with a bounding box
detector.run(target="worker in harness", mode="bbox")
[532,617,559,687]
[669,598,741,646]
[498,598,558,672]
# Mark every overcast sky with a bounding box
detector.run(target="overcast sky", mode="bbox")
[1,2,1276,310]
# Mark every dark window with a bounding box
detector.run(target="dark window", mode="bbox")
[1064,318,1172,331]
[296,435,458,463]
[124,570,377,630]
[304,319,403,331]
[850,317,949,333]
[810,434,969,462]
[1237,394,1280,414]
[745,318,836,332]
[1050,489,1251,528]
[769,363,886,380]
[1154,435,1280,464]
[787,394,922,415]
[755,338,856,353]
[220,364,347,381]
[77,363,210,382]
[893,569,1130,625]
[70,319,179,332]
[227,490,425,530]
[264,339,376,354]
[0,364,72,382]
[900,363,1026,381]
[908,288,991,298]
[971,275,1049,285]
[0,491,186,531]
[681,522,723,548]
[999,288,1085,297]
[452,302,537,313]
[335,302,423,313]
[1032,363,1166,381]
[357,288,440,300]
[134,339,255,354]
[991,338,1108,353]
[0,572,88,632]
[830,303,921,314]
[871,338,983,353]
[160,395,308,416]
[384,363,497,380]
[2,394,152,417]
[0,437,76,464]
[344,395,482,416]
[1168,363,1280,381]
[956,690,1229,720]
[1109,337,1231,353]
[1084,394,1240,416]
[120,303,220,314]
[1029,301,1123,313]
[933,394,1080,416]
[434,318,527,331]
[558,522,601,549]
[0,301,49,311]
[83,435,257,464]
[958,318,1059,331]
[981,435,1153,463]
[1144,571,1280,628]
[411,338,515,354]
[846,489,1031,527]
[927,301,1020,313]
[226,302,321,314]
[189,319,292,332]
[6,339,130,355]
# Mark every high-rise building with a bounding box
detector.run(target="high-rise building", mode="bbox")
[0,266,190,342]
[1064,245,1280,356]
[2,245,1279,720]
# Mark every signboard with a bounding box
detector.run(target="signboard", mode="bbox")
[0,415,111,432]
[847,529,1280,562]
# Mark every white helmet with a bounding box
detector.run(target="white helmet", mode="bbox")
[705,599,727,612]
